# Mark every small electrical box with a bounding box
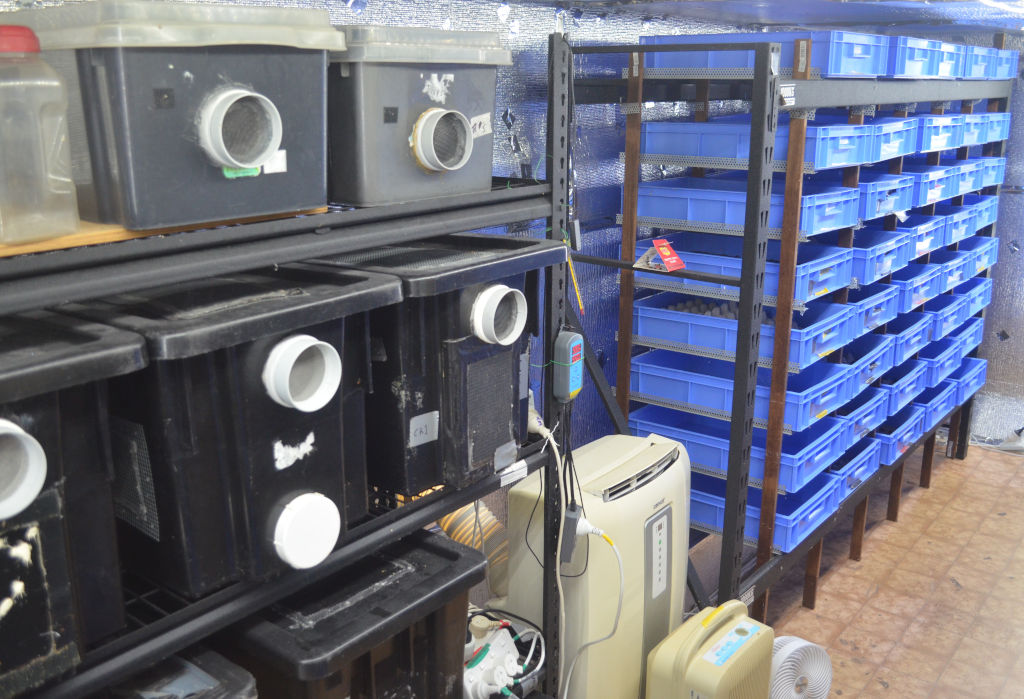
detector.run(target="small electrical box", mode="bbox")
[554,331,584,402]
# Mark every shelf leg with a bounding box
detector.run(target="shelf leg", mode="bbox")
[803,540,823,610]
[850,496,869,562]
[955,397,973,460]
[920,433,936,488]
[946,407,962,458]
[887,464,904,522]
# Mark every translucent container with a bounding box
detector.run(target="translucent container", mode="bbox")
[0,26,78,243]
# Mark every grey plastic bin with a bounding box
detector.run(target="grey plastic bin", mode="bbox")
[328,26,511,206]
[14,1,346,229]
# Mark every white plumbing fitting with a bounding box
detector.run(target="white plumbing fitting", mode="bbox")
[469,284,528,346]
[0,419,47,520]
[411,108,474,172]
[262,334,342,413]
[271,491,341,569]
[198,87,283,170]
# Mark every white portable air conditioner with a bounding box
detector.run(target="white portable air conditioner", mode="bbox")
[646,600,774,699]
[505,433,690,699]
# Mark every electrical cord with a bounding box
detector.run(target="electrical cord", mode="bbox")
[559,521,624,699]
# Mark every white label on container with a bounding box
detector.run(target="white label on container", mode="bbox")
[274,432,315,470]
[471,113,493,139]
[409,411,440,448]
[423,73,455,104]
[263,149,288,174]
[780,83,795,107]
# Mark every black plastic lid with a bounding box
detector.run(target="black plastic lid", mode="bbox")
[310,233,567,297]
[0,310,147,404]
[230,530,485,681]
[60,265,402,360]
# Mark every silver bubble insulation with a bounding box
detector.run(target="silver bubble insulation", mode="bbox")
[2,0,1022,443]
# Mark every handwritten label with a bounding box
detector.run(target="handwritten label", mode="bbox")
[409,411,440,448]
[470,113,493,139]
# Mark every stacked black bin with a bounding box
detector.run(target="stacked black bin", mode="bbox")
[63,266,401,599]
[311,233,566,498]
[0,311,146,695]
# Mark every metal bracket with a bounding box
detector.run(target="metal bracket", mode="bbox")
[619,101,704,116]
[932,100,954,112]
[893,102,918,114]
[849,104,876,117]
[789,108,816,120]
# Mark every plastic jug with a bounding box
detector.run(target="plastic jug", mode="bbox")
[0,25,77,244]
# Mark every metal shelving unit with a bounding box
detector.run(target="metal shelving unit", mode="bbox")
[568,35,1013,620]
[19,35,574,698]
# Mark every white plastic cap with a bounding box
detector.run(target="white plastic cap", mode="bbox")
[271,492,341,569]
[0,419,47,520]
[469,284,528,346]
[411,108,474,172]
[262,334,342,413]
[198,87,283,170]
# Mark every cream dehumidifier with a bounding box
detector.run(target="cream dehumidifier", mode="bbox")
[505,434,690,699]
[646,600,774,698]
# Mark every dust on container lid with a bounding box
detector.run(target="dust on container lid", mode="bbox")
[330,25,511,65]
[0,25,40,53]
[9,0,347,50]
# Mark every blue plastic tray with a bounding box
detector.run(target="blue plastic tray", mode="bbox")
[913,381,958,431]
[955,160,985,196]
[982,113,1012,142]
[643,31,890,78]
[958,235,999,275]
[689,471,841,553]
[841,333,897,398]
[962,114,989,147]
[881,359,929,414]
[634,176,859,237]
[894,214,946,260]
[977,157,1007,188]
[832,228,911,285]
[922,294,970,340]
[846,283,900,336]
[890,263,943,312]
[951,316,985,359]
[633,233,854,303]
[629,351,851,431]
[837,387,891,443]
[928,248,974,291]
[632,293,853,368]
[869,117,919,162]
[888,36,966,78]
[963,46,1018,80]
[948,357,987,405]
[915,115,966,152]
[886,312,934,364]
[858,172,915,220]
[640,118,874,170]
[952,276,993,318]
[876,405,926,465]
[935,203,980,246]
[962,194,999,230]
[917,337,965,387]
[830,438,882,502]
[628,406,847,493]
[901,162,961,204]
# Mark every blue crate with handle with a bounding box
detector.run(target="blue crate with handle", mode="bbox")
[952,276,993,318]
[893,214,946,259]
[917,337,966,387]
[826,228,911,286]
[689,471,841,553]
[841,333,897,399]
[950,316,985,359]
[869,116,919,162]
[962,194,998,230]
[928,248,974,291]
[876,405,926,465]
[886,312,934,364]
[958,235,1000,275]
[922,294,970,340]
[913,115,966,152]
[948,357,987,405]
[829,438,882,502]
[881,359,929,415]
[837,387,890,443]
[913,382,958,431]
[890,263,944,312]
[900,163,961,205]
[887,36,966,78]
[846,282,900,336]
[934,203,980,245]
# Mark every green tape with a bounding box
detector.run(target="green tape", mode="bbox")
[222,166,261,179]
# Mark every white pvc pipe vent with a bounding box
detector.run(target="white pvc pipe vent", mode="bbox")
[469,284,528,346]
[411,108,474,172]
[198,87,283,170]
[0,419,47,520]
[271,491,341,569]
[262,334,342,413]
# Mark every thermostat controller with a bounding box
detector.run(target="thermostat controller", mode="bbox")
[553,331,584,402]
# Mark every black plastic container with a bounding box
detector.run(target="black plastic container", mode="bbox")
[63,267,402,599]
[310,233,565,498]
[109,647,257,699]
[0,311,146,695]
[220,530,485,698]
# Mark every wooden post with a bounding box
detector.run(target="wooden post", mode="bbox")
[920,433,936,488]
[887,464,904,522]
[803,540,824,609]
[850,496,869,561]
[691,79,711,177]
[615,52,644,418]
[751,38,812,624]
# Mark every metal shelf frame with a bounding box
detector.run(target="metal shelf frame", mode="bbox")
[568,35,1013,621]
[24,36,574,699]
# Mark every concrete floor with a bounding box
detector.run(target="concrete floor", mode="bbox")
[766,442,1024,698]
